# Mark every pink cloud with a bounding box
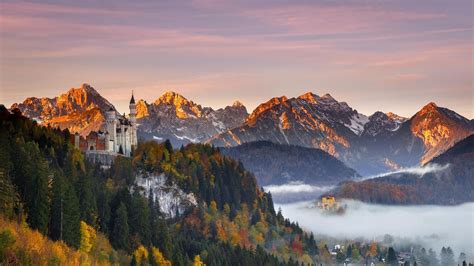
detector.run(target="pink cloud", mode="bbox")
[1,1,131,16]
[245,4,446,35]
[386,73,426,82]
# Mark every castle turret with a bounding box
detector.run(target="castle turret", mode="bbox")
[129,91,137,148]
[105,131,110,151]
[106,107,116,152]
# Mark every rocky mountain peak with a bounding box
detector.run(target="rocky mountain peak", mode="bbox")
[321,93,335,100]
[417,102,440,115]
[136,99,149,119]
[362,111,405,136]
[386,112,406,122]
[153,91,202,119]
[370,111,388,119]
[297,92,318,103]
[410,102,473,164]
[155,91,193,106]
[247,96,288,122]
[232,100,244,108]
[10,83,116,136]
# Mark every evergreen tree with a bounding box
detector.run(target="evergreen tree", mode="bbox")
[458,252,467,266]
[346,244,353,258]
[23,142,51,234]
[97,184,112,234]
[440,247,456,266]
[112,202,130,251]
[129,191,151,245]
[49,174,65,241]
[62,182,81,248]
[428,248,440,266]
[386,247,398,266]
[77,171,98,226]
[0,170,20,220]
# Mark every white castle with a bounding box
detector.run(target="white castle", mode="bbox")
[104,93,137,156]
[73,93,137,157]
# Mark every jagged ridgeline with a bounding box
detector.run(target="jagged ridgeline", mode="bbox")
[0,105,319,266]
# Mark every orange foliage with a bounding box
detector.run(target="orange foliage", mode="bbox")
[0,216,121,265]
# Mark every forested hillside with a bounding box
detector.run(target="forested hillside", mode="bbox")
[221,141,359,185]
[0,105,319,265]
[335,134,474,205]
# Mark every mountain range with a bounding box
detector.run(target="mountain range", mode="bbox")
[135,91,248,147]
[9,83,473,176]
[209,93,473,175]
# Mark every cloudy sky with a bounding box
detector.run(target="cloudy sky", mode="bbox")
[0,0,472,118]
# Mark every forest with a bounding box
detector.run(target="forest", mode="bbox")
[0,105,471,266]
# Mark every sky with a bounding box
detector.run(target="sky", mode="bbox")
[0,0,472,118]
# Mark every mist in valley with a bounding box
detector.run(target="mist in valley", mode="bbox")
[275,199,474,260]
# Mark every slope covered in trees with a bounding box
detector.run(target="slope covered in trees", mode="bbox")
[335,134,474,205]
[0,105,317,265]
[221,141,359,185]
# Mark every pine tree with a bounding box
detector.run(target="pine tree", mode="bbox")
[440,247,455,266]
[386,247,398,266]
[49,174,65,241]
[0,170,20,220]
[130,191,151,245]
[112,202,130,250]
[428,248,440,266]
[97,184,112,234]
[77,171,98,226]
[62,182,81,248]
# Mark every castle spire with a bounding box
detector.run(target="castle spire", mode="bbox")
[130,90,135,104]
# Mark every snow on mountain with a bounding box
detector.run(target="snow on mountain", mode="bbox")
[362,111,407,136]
[11,84,472,176]
[210,92,472,175]
[209,92,365,158]
[137,91,248,147]
[345,113,369,135]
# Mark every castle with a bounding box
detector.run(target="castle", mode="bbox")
[73,93,137,157]
[317,195,339,210]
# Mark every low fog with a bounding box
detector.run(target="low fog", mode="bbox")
[276,200,474,259]
[361,163,450,180]
[264,182,334,203]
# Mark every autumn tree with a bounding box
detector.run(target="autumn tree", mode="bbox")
[79,221,97,253]
[150,247,171,266]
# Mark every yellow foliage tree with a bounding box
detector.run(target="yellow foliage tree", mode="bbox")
[209,200,218,215]
[79,221,97,253]
[193,254,204,266]
[150,247,171,266]
[132,245,149,265]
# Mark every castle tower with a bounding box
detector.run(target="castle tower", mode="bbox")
[106,107,116,152]
[105,131,110,151]
[129,91,137,149]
